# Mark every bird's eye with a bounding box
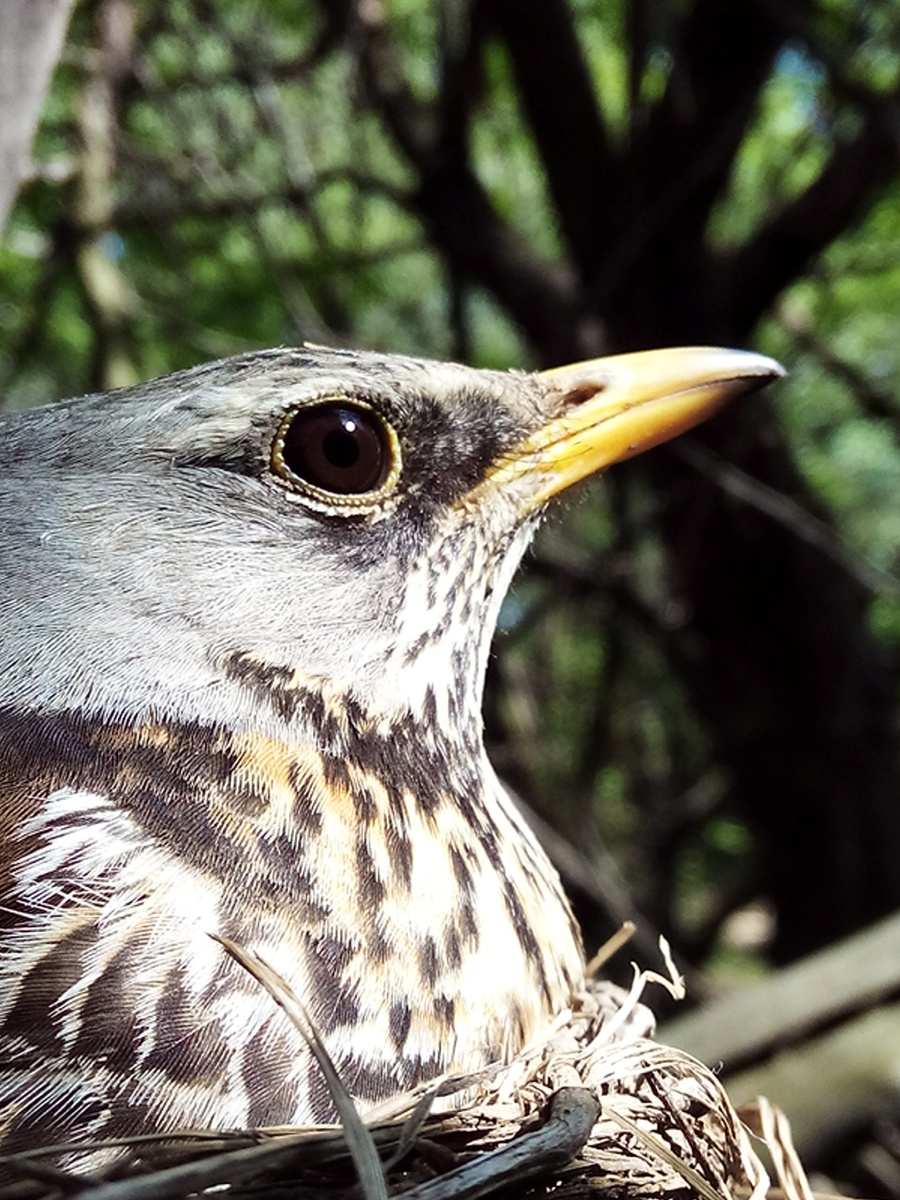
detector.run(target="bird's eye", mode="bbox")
[273,401,400,502]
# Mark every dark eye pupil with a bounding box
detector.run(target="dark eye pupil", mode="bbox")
[278,404,391,495]
[322,427,361,470]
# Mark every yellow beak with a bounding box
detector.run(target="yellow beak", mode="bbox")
[485,346,783,510]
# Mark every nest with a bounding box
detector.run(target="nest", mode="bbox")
[0,932,812,1200]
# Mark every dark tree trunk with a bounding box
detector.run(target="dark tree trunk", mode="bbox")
[647,407,900,959]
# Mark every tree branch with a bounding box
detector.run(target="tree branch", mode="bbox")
[718,105,900,336]
[477,0,613,274]
[313,0,582,362]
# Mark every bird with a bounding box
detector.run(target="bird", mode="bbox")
[0,343,781,1152]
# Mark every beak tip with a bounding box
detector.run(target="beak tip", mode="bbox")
[731,349,786,381]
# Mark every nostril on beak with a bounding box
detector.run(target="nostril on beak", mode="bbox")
[562,382,607,410]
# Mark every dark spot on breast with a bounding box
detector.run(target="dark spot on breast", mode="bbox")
[502,880,550,1001]
[243,1022,304,1126]
[369,923,391,964]
[289,762,325,833]
[385,821,413,890]
[342,1057,395,1106]
[72,944,143,1067]
[478,828,503,870]
[148,969,227,1085]
[418,935,439,987]
[352,780,379,825]
[325,978,361,1028]
[444,922,462,970]
[294,686,327,733]
[433,994,455,1029]
[449,845,474,893]
[3,923,98,1055]
[320,751,350,791]
[254,831,308,893]
[399,1050,444,1091]
[344,694,367,731]
[219,781,269,818]
[459,898,479,946]
[308,946,360,1030]
[432,606,454,640]
[336,1050,443,1106]
[109,1090,153,1134]
[404,632,431,665]
[451,647,469,712]
[389,1001,412,1051]
[308,1068,339,1123]
[308,931,355,976]
[356,834,385,909]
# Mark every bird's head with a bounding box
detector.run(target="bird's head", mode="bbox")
[0,345,781,740]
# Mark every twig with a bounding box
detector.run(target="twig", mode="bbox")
[400,1087,600,1200]
[672,436,900,597]
[585,922,636,978]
